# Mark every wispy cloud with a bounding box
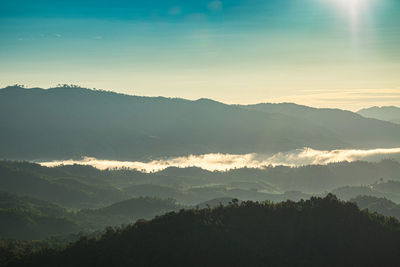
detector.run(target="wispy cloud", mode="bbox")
[38,147,400,172]
[271,88,400,111]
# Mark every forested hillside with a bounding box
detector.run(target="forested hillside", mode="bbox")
[2,160,400,209]
[352,195,400,220]
[5,195,400,267]
[2,159,400,241]
[0,191,182,240]
[0,192,78,240]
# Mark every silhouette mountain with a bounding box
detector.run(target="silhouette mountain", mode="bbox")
[243,103,400,148]
[1,86,400,160]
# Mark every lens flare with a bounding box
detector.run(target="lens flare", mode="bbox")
[328,0,371,36]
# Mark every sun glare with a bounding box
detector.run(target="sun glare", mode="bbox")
[324,0,372,36]
[332,0,369,34]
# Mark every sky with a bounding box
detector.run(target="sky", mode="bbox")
[1,0,399,110]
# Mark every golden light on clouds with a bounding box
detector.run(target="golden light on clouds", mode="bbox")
[38,147,400,172]
[269,88,400,111]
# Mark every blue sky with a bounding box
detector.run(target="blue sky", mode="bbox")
[1,0,399,110]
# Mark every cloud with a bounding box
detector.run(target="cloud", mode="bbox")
[38,147,400,173]
[207,0,222,12]
[271,88,400,111]
[94,36,103,40]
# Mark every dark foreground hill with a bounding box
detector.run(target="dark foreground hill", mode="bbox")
[7,195,400,267]
[2,85,400,160]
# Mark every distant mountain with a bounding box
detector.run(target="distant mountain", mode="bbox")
[0,190,182,240]
[332,180,400,203]
[2,159,400,208]
[351,195,400,220]
[357,106,400,124]
[242,102,400,148]
[1,86,400,161]
[0,160,126,209]
[76,197,182,228]
[10,195,400,267]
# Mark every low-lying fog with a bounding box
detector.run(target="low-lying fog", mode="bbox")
[38,147,400,172]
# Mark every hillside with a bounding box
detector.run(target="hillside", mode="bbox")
[0,191,183,240]
[0,161,126,209]
[358,106,400,124]
[0,192,78,240]
[2,160,400,208]
[76,197,182,228]
[332,180,400,203]
[352,195,400,220]
[2,86,400,161]
[8,195,400,267]
[243,103,400,148]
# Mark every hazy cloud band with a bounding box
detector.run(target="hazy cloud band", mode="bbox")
[38,147,400,172]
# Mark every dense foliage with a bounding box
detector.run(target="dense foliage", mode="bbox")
[2,160,400,210]
[0,191,181,240]
[5,195,400,267]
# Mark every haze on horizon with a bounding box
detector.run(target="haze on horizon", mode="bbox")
[1,0,400,110]
[38,147,400,172]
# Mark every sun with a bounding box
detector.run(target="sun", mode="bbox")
[331,0,370,34]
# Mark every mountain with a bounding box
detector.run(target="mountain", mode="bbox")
[2,159,400,208]
[8,195,400,267]
[242,103,400,148]
[0,192,78,240]
[0,160,126,209]
[351,195,400,220]
[2,86,400,161]
[76,197,182,228]
[358,106,400,124]
[332,180,400,203]
[0,190,183,240]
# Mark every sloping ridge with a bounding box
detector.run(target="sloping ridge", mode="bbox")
[243,102,400,148]
[1,86,399,161]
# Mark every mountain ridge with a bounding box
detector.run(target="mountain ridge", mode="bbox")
[358,106,400,124]
[1,86,400,161]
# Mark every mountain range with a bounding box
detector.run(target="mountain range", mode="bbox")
[358,106,400,124]
[1,85,400,161]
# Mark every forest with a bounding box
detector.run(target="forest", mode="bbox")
[2,159,400,265]
[3,194,400,266]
